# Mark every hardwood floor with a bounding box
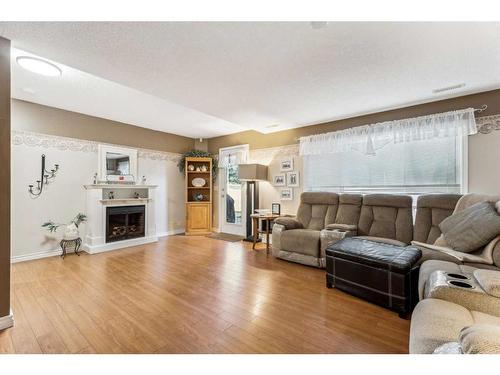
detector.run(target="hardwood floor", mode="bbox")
[1,235,410,354]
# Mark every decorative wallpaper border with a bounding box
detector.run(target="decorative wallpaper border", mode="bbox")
[249,143,299,162]
[10,114,499,164]
[11,130,181,162]
[476,114,500,134]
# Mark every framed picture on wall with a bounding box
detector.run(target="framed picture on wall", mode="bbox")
[280,188,293,201]
[280,158,294,172]
[271,203,281,215]
[286,171,300,187]
[273,174,286,186]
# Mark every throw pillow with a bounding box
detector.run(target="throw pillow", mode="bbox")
[439,202,500,253]
[459,324,500,354]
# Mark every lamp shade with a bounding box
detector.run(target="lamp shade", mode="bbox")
[238,163,268,181]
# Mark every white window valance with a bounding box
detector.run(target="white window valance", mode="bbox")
[299,108,477,156]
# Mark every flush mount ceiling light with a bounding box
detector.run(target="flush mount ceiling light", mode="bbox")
[16,56,62,77]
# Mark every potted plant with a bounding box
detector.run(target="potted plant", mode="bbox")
[42,213,87,240]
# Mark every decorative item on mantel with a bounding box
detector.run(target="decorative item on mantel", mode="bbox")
[108,191,115,199]
[42,213,87,258]
[134,192,140,199]
[28,154,59,197]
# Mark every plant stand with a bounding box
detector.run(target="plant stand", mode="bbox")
[59,237,82,259]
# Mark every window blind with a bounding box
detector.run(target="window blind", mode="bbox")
[303,135,466,195]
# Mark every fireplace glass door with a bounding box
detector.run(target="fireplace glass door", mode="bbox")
[106,205,145,243]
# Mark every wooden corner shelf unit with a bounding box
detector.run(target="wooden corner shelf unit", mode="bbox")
[185,156,212,235]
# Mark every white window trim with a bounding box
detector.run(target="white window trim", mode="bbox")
[460,135,469,194]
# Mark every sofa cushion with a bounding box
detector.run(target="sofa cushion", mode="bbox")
[459,324,500,354]
[439,202,500,253]
[413,194,461,244]
[410,298,474,354]
[300,192,339,205]
[357,194,413,244]
[280,229,321,257]
[335,194,362,225]
[296,192,339,230]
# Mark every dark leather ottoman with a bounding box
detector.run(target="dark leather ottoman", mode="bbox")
[326,238,422,318]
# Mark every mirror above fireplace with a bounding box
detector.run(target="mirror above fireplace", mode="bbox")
[98,144,138,183]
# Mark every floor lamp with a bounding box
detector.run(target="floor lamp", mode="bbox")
[238,163,268,242]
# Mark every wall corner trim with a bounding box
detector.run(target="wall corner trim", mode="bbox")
[0,310,14,331]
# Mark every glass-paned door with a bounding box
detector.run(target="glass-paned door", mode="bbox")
[219,145,248,236]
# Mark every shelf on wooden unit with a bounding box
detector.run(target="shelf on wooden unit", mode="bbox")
[185,156,212,235]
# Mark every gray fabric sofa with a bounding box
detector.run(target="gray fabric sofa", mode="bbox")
[272,192,416,268]
[408,194,500,354]
[272,192,500,270]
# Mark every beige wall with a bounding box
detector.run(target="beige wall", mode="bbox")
[11,131,186,260]
[0,37,11,318]
[12,99,196,154]
[469,130,500,194]
[209,89,500,229]
[10,100,193,260]
[208,89,500,153]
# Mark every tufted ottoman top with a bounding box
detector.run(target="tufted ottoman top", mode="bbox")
[326,237,422,274]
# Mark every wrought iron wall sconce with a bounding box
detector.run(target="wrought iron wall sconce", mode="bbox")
[28,154,59,197]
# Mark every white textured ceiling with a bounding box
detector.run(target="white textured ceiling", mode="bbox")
[2,22,500,138]
[10,48,244,138]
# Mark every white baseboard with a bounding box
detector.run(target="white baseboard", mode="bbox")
[83,236,158,254]
[11,248,72,263]
[12,229,186,263]
[0,310,14,330]
[211,227,220,233]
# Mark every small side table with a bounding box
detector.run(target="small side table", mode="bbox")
[59,237,82,259]
[250,214,281,254]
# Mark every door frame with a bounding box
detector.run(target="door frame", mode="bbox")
[218,144,249,236]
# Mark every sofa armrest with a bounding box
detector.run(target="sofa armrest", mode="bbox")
[325,223,358,232]
[274,217,303,230]
[320,228,357,262]
[271,224,285,257]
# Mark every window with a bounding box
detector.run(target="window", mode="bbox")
[303,135,467,195]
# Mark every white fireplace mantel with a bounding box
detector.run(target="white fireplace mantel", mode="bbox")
[83,184,158,254]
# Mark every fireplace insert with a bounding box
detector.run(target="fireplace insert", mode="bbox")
[106,205,145,243]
